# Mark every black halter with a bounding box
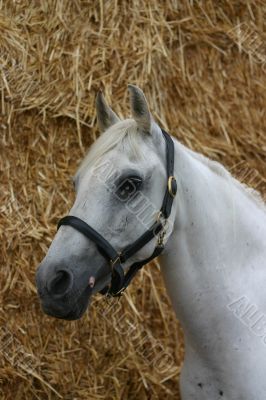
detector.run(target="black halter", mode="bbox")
[57,129,177,297]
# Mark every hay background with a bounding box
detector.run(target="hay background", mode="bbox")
[0,1,265,399]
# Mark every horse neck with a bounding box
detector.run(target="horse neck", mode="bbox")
[160,140,266,328]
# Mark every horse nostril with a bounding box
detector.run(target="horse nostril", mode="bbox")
[47,270,73,297]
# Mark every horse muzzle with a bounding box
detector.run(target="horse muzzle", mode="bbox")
[35,264,94,320]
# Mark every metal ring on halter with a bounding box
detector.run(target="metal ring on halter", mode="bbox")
[110,253,121,270]
[168,176,177,198]
[156,210,167,226]
[156,211,163,222]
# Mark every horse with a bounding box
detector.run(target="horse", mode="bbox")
[36,85,266,399]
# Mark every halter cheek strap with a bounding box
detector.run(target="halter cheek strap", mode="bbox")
[57,129,177,297]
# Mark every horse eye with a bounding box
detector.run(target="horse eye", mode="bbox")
[116,176,142,201]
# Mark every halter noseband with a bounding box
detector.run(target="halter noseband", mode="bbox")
[57,129,177,297]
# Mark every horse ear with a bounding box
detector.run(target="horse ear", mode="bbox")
[128,84,151,133]
[96,91,120,133]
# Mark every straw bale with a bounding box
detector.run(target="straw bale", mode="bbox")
[0,1,265,399]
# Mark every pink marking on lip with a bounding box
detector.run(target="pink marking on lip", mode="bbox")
[89,276,95,288]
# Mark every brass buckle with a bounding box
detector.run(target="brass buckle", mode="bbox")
[168,176,177,198]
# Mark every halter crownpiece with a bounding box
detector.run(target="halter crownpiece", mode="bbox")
[57,129,176,297]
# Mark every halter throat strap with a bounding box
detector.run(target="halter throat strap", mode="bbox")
[57,129,176,296]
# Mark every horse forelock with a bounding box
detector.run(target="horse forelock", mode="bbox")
[75,119,146,179]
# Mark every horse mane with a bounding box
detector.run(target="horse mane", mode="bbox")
[186,147,266,211]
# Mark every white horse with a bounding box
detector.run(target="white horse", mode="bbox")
[36,85,266,400]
